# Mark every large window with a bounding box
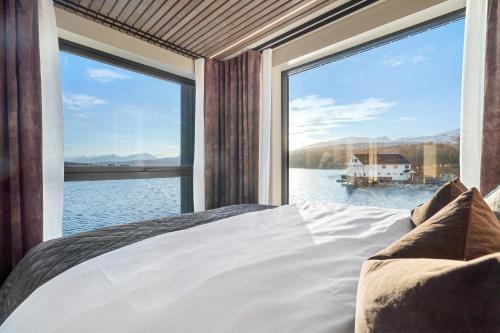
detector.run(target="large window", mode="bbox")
[60,41,194,235]
[284,14,465,209]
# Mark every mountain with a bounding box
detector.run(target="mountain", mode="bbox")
[395,129,460,145]
[295,129,459,151]
[114,156,180,166]
[65,153,180,166]
[66,153,157,164]
[289,129,460,171]
[300,136,392,150]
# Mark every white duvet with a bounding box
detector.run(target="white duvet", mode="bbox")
[0,203,412,333]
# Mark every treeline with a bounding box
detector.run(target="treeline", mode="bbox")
[289,143,460,175]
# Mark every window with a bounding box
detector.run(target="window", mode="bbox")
[60,40,194,236]
[285,14,464,209]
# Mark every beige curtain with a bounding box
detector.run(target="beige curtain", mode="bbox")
[204,51,261,209]
[481,0,500,195]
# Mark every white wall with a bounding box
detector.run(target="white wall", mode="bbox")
[347,162,412,181]
[375,165,411,181]
[269,0,466,205]
[55,7,194,79]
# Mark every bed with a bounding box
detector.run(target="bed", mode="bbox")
[0,202,412,333]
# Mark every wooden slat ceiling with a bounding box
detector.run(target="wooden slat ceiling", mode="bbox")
[54,0,344,60]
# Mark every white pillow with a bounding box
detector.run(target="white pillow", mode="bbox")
[484,185,500,218]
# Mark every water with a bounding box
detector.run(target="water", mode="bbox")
[63,169,440,236]
[289,168,439,210]
[63,178,181,235]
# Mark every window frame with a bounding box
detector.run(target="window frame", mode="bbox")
[281,9,465,204]
[59,39,195,212]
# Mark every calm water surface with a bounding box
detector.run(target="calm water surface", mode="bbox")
[63,178,181,235]
[63,169,439,235]
[289,168,439,210]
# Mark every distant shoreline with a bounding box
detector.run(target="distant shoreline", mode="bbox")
[290,167,345,170]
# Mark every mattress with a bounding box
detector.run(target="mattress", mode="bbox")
[0,204,273,324]
[0,202,413,333]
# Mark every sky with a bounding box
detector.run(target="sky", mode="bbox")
[60,18,465,158]
[60,52,182,159]
[289,18,465,150]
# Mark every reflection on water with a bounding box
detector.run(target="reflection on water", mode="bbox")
[63,178,181,236]
[289,168,439,210]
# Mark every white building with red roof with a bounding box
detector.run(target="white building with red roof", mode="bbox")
[346,153,415,182]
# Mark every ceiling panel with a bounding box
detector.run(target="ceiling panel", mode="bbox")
[107,1,129,19]
[191,0,291,51]
[168,0,237,43]
[54,0,345,59]
[131,1,165,28]
[195,0,311,55]
[175,0,253,48]
[98,0,118,16]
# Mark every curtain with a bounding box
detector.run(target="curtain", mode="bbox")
[460,0,488,189]
[39,0,64,240]
[259,49,272,205]
[0,0,43,285]
[193,58,206,211]
[481,0,500,195]
[204,51,261,209]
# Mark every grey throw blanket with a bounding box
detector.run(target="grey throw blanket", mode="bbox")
[0,204,273,324]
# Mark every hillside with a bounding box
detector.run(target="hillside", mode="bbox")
[290,130,460,177]
[296,129,459,151]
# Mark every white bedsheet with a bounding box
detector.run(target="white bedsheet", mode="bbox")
[0,203,412,333]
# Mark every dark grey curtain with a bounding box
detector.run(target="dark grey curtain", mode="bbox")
[0,0,43,286]
[481,0,500,195]
[204,51,261,210]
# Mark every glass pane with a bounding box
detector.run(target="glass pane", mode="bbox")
[60,50,194,235]
[288,19,465,209]
[60,51,182,166]
[63,178,184,235]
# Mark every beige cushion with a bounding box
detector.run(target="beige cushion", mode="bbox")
[410,178,467,227]
[378,188,500,261]
[355,188,500,333]
[356,254,500,333]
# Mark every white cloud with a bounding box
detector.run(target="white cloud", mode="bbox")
[386,116,418,124]
[86,68,129,83]
[289,95,397,150]
[378,56,406,67]
[75,112,94,119]
[378,54,428,67]
[409,55,427,64]
[63,93,107,110]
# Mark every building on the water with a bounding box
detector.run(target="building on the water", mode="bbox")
[345,153,415,186]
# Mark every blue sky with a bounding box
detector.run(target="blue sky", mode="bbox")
[60,52,181,158]
[61,18,465,157]
[289,18,465,150]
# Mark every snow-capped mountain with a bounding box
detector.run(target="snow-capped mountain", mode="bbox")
[295,129,459,151]
[66,153,157,164]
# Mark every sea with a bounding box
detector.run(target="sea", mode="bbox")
[62,168,440,236]
[289,168,439,209]
[63,178,182,235]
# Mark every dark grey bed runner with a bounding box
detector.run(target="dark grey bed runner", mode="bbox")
[0,204,273,324]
